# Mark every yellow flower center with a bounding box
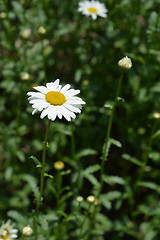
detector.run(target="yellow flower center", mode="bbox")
[0,234,9,239]
[45,91,66,105]
[88,7,97,13]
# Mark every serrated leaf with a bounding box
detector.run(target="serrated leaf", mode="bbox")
[101,191,121,201]
[7,210,27,225]
[117,97,125,102]
[76,148,97,159]
[152,130,160,139]
[83,173,99,187]
[103,175,125,185]
[84,164,100,174]
[44,173,54,179]
[59,192,73,204]
[138,181,160,193]
[122,154,144,167]
[30,156,42,168]
[109,138,122,148]
[21,174,40,201]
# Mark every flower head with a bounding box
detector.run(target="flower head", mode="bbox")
[0,220,18,240]
[54,161,65,170]
[22,226,33,237]
[27,79,85,121]
[118,56,132,70]
[78,0,108,20]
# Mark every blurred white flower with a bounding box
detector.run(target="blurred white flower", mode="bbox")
[27,79,85,121]
[78,0,108,20]
[0,220,18,240]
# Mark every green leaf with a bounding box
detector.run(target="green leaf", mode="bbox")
[138,181,160,193]
[101,191,121,201]
[103,175,125,186]
[109,138,122,148]
[44,173,54,179]
[21,174,40,201]
[84,164,100,174]
[122,154,144,167]
[76,148,97,159]
[83,173,99,187]
[30,156,42,168]
[152,130,160,139]
[7,210,27,225]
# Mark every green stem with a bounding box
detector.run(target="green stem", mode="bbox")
[36,119,51,212]
[40,37,47,84]
[98,70,124,196]
[78,204,92,240]
[134,120,157,190]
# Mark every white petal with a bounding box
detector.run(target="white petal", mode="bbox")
[40,106,50,119]
[60,84,71,93]
[66,99,85,105]
[63,103,81,113]
[32,108,38,115]
[27,92,45,99]
[33,86,48,94]
[65,89,80,96]
[56,106,63,119]
[48,106,57,121]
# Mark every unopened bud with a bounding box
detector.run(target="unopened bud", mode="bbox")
[86,195,96,204]
[118,56,132,70]
[20,29,31,40]
[76,196,84,203]
[153,113,160,119]
[22,226,33,237]
[0,12,7,19]
[38,26,46,35]
[20,72,30,81]
[54,161,65,170]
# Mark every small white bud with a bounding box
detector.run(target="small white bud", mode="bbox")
[54,161,65,170]
[20,72,30,81]
[76,196,84,203]
[118,56,132,70]
[38,26,46,35]
[20,29,31,40]
[86,195,96,204]
[153,113,160,119]
[0,12,7,19]
[22,226,33,237]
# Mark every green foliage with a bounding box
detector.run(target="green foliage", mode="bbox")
[1,0,160,239]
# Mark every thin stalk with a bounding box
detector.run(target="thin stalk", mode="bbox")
[78,204,92,240]
[40,37,47,84]
[98,70,125,196]
[134,120,157,190]
[36,119,51,211]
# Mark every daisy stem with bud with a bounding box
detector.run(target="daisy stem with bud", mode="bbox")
[36,119,51,212]
[99,70,125,196]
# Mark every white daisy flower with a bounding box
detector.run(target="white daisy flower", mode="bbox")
[27,79,85,121]
[78,0,108,20]
[0,220,18,240]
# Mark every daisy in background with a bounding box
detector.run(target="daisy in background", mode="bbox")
[27,79,85,121]
[78,0,108,20]
[0,220,18,240]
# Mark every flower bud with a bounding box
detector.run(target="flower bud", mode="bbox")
[22,226,33,237]
[20,72,30,81]
[38,26,46,35]
[76,196,84,203]
[118,56,132,70]
[0,12,7,19]
[153,112,160,119]
[54,161,65,170]
[20,29,31,40]
[86,195,96,204]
